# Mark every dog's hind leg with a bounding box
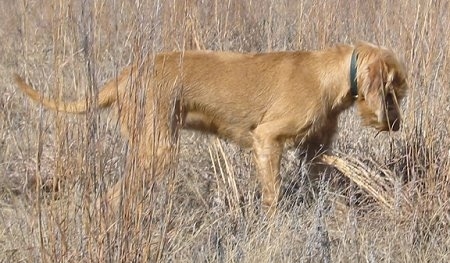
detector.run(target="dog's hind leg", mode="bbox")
[100,89,184,213]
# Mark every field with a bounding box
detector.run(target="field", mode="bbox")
[0,0,449,262]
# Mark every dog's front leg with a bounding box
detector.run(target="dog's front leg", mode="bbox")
[252,127,284,215]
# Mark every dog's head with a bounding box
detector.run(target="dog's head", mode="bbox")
[354,42,408,132]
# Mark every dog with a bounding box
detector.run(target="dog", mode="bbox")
[14,41,408,213]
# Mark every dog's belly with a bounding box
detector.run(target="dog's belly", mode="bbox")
[183,111,254,147]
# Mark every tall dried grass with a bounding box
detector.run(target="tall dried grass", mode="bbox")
[0,0,448,262]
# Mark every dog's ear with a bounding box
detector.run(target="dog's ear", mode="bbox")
[360,60,383,109]
[360,56,404,131]
[356,44,407,131]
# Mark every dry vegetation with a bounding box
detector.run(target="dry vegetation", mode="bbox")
[0,0,449,262]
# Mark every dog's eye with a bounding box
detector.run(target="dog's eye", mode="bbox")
[392,75,405,87]
[392,77,399,85]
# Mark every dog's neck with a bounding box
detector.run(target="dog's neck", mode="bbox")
[318,45,359,113]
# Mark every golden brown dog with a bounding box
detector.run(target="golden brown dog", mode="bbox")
[14,41,408,212]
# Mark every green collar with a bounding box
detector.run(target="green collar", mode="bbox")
[350,49,358,98]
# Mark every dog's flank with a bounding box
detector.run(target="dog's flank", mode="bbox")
[14,41,408,213]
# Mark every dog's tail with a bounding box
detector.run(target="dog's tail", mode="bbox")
[13,73,122,113]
